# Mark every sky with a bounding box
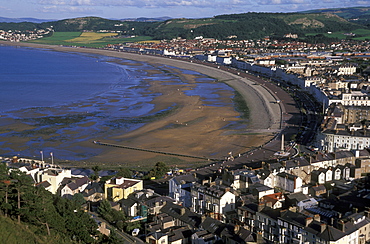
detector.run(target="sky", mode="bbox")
[1,0,370,20]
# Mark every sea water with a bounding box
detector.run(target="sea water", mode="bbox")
[0,45,128,112]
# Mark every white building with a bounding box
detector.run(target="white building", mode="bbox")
[338,64,357,76]
[191,183,236,221]
[318,129,370,152]
[169,174,196,207]
[35,167,72,194]
[275,172,303,193]
[329,91,370,106]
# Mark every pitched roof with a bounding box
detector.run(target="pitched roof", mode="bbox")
[201,217,226,236]
[249,182,273,193]
[277,172,298,181]
[311,185,326,192]
[238,202,258,214]
[36,180,51,188]
[148,232,167,240]
[278,210,308,227]
[317,225,346,241]
[286,192,310,202]
[121,198,137,208]
[259,206,281,220]
[145,196,175,207]
[67,182,79,191]
[260,192,284,206]
[84,182,104,193]
[257,169,271,180]
[160,202,201,228]
[172,174,196,185]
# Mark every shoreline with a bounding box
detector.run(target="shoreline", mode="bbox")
[1,41,282,168]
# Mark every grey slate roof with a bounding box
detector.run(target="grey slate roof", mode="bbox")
[317,225,346,241]
[144,196,175,207]
[121,198,137,208]
[148,232,167,240]
[278,210,307,227]
[277,172,298,181]
[172,174,196,185]
[201,217,226,236]
[160,202,201,228]
[286,192,310,203]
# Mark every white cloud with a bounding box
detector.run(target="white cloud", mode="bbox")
[40,5,96,13]
[32,0,370,19]
[354,0,370,4]
[36,0,253,8]
[260,0,309,5]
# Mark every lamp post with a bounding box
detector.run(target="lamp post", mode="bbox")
[50,152,54,165]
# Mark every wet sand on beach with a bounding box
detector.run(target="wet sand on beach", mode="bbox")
[1,42,278,168]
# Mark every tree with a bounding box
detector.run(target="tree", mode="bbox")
[104,229,125,244]
[98,199,114,223]
[8,169,34,223]
[71,193,86,206]
[147,162,169,179]
[0,163,11,217]
[91,165,101,181]
[116,167,132,178]
[0,163,99,242]
[125,220,141,233]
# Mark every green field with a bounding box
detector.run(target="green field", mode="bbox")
[29,32,157,47]
[29,32,82,45]
[306,28,370,40]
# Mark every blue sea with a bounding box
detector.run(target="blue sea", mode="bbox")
[0,45,142,113]
[0,45,238,161]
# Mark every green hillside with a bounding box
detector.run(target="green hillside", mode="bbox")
[301,7,370,26]
[0,10,368,42]
[156,12,362,40]
[0,215,70,244]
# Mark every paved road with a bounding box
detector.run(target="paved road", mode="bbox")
[89,211,144,244]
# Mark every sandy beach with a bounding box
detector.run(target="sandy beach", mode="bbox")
[1,42,282,169]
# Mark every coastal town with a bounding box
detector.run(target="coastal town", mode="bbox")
[2,28,370,243]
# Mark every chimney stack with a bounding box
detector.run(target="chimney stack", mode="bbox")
[330,218,334,226]
[320,223,327,233]
[305,217,313,226]
[314,214,321,222]
[338,220,345,232]
[258,203,265,212]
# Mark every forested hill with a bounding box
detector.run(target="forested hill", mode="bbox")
[0,10,367,40]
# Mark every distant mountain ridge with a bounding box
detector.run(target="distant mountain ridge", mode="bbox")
[120,16,172,22]
[0,17,56,23]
